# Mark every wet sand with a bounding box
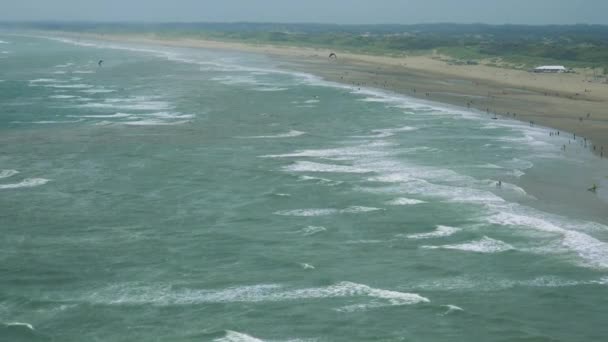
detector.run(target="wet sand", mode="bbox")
[55,33,608,157]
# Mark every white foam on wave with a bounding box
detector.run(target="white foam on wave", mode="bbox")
[70,113,133,119]
[275,209,338,217]
[80,88,115,94]
[364,178,505,204]
[253,87,288,92]
[386,197,426,206]
[298,226,327,236]
[0,40,9,44]
[341,206,384,213]
[52,70,67,74]
[0,178,50,190]
[242,130,306,139]
[73,70,95,74]
[86,281,429,311]
[410,275,608,292]
[44,83,93,89]
[149,112,195,119]
[13,119,83,124]
[300,263,316,270]
[405,225,461,240]
[440,305,464,316]
[353,126,419,138]
[122,119,189,126]
[54,62,74,68]
[298,175,343,186]
[486,207,608,268]
[356,158,508,204]
[215,331,264,342]
[211,75,261,86]
[29,78,66,84]
[261,145,388,160]
[3,322,34,331]
[284,161,369,174]
[0,170,19,179]
[78,99,172,111]
[422,236,514,253]
[276,206,382,216]
[49,95,78,99]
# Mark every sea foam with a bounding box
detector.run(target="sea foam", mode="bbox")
[0,178,49,190]
[405,225,461,240]
[0,170,19,179]
[422,236,514,253]
[243,130,306,139]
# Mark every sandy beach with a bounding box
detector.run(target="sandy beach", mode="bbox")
[63,33,608,157]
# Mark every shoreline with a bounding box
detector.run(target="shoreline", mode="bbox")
[45,32,608,158]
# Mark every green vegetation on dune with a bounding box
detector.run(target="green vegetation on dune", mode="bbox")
[4,22,608,70]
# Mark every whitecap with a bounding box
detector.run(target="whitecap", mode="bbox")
[340,206,384,213]
[0,40,9,44]
[253,87,288,92]
[440,305,464,316]
[122,119,189,126]
[215,331,264,342]
[29,78,66,84]
[49,95,78,99]
[44,83,93,89]
[0,170,19,179]
[80,88,115,94]
[0,178,50,190]
[149,112,194,119]
[298,175,343,186]
[3,322,34,330]
[242,130,306,139]
[86,281,429,309]
[404,225,461,240]
[54,62,74,68]
[276,206,382,216]
[275,209,338,217]
[353,126,418,138]
[299,263,315,270]
[12,119,83,124]
[422,236,514,253]
[386,197,426,206]
[70,113,132,119]
[486,209,608,268]
[13,119,82,124]
[72,70,95,74]
[298,226,327,236]
[284,161,369,174]
[78,100,172,111]
[261,145,387,160]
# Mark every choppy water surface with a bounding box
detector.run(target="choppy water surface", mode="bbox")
[1,34,608,342]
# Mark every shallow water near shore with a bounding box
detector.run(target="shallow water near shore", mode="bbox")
[1,34,608,341]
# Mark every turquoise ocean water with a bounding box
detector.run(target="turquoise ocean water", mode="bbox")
[1,34,608,341]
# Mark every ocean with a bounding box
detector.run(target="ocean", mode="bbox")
[1,34,608,342]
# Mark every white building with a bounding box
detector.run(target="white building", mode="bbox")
[532,65,568,73]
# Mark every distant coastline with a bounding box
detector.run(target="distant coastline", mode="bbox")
[41,31,608,158]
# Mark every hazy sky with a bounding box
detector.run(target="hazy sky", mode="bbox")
[2,0,608,25]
